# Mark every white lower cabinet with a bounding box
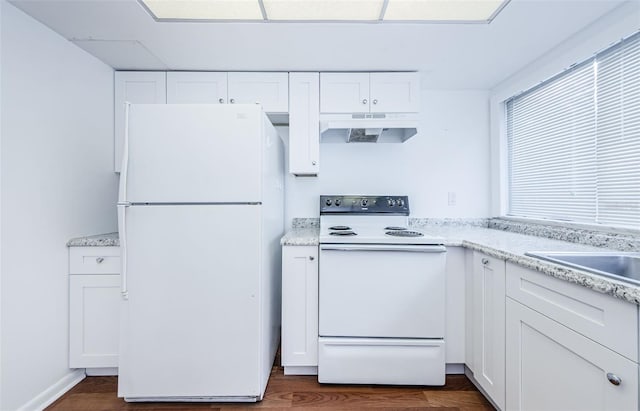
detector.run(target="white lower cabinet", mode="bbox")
[281,245,319,375]
[471,251,506,410]
[69,246,121,372]
[506,298,638,411]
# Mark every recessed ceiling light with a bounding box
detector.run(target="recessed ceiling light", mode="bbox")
[140,0,264,21]
[263,0,385,21]
[383,0,509,22]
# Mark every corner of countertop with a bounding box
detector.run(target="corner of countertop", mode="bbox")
[67,232,120,247]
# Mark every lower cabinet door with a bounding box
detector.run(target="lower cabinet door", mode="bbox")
[472,252,506,409]
[69,274,121,368]
[506,298,638,411]
[281,246,318,374]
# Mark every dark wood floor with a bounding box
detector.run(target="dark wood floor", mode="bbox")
[47,360,494,411]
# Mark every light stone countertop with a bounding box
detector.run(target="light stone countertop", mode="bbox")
[67,232,119,247]
[282,224,640,305]
[67,224,640,304]
[280,227,320,246]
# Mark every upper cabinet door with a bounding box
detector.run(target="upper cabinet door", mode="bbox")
[166,72,228,104]
[289,73,320,176]
[227,72,289,113]
[320,73,370,113]
[370,72,420,113]
[114,71,166,172]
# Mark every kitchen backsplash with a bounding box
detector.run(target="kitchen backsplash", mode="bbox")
[291,218,320,228]
[489,218,640,252]
[291,216,640,252]
[409,218,489,228]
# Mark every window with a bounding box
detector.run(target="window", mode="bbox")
[506,32,640,229]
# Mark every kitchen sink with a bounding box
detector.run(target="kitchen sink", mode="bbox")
[525,251,640,286]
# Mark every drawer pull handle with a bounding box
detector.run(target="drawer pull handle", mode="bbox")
[96,257,105,264]
[607,373,622,386]
[481,258,489,265]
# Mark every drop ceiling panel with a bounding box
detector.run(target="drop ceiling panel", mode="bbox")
[7,0,632,88]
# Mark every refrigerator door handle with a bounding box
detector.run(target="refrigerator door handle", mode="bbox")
[118,204,129,300]
[118,102,131,203]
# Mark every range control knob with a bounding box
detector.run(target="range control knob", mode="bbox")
[335,198,342,206]
[361,198,369,207]
[387,198,396,207]
[325,198,332,206]
[397,199,405,207]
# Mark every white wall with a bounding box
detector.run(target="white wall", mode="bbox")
[489,2,640,215]
[0,2,118,410]
[283,89,491,222]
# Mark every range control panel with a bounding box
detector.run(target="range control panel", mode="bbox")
[320,195,410,215]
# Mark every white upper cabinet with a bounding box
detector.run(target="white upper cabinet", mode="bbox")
[115,71,289,172]
[166,72,227,104]
[114,71,166,172]
[320,73,370,113]
[320,72,419,114]
[228,72,289,113]
[370,72,420,113]
[288,72,320,176]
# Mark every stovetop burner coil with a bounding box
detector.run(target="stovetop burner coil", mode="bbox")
[329,231,357,236]
[329,225,352,231]
[385,230,424,237]
[384,226,407,231]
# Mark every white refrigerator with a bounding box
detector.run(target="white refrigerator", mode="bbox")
[116,104,284,402]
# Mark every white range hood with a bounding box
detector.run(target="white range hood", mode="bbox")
[320,113,419,143]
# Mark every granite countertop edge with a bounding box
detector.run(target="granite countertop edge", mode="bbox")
[68,227,640,305]
[67,232,120,247]
[281,226,640,305]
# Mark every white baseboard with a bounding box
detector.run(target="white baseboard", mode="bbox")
[445,363,465,374]
[283,366,318,375]
[17,369,85,411]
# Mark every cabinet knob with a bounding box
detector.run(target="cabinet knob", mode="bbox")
[481,258,489,265]
[230,98,235,104]
[312,161,317,166]
[373,99,378,105]
[309,256,315,261]
[607,373,622,386]
[362,99,368,104]
[96,257,105,264]
[218,98,224,104]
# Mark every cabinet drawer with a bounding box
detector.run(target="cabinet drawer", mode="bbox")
[70,247,121,274]
[506,262,638,361]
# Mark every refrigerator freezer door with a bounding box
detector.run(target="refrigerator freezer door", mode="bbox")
[118,204,262,400]
[124,104,264,204]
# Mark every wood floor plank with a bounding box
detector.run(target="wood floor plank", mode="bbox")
[423,392,493,409]
[291,391,431,408]
[46,365,492,410]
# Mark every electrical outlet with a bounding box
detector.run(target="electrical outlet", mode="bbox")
[448,192,457,206]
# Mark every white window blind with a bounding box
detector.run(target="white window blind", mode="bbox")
[507,32,640,228]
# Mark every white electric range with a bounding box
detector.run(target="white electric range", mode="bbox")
[318,195,447,386]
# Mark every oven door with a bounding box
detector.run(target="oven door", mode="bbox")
[319,243,446,339]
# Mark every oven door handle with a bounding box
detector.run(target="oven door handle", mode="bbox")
[320,244,446,253]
